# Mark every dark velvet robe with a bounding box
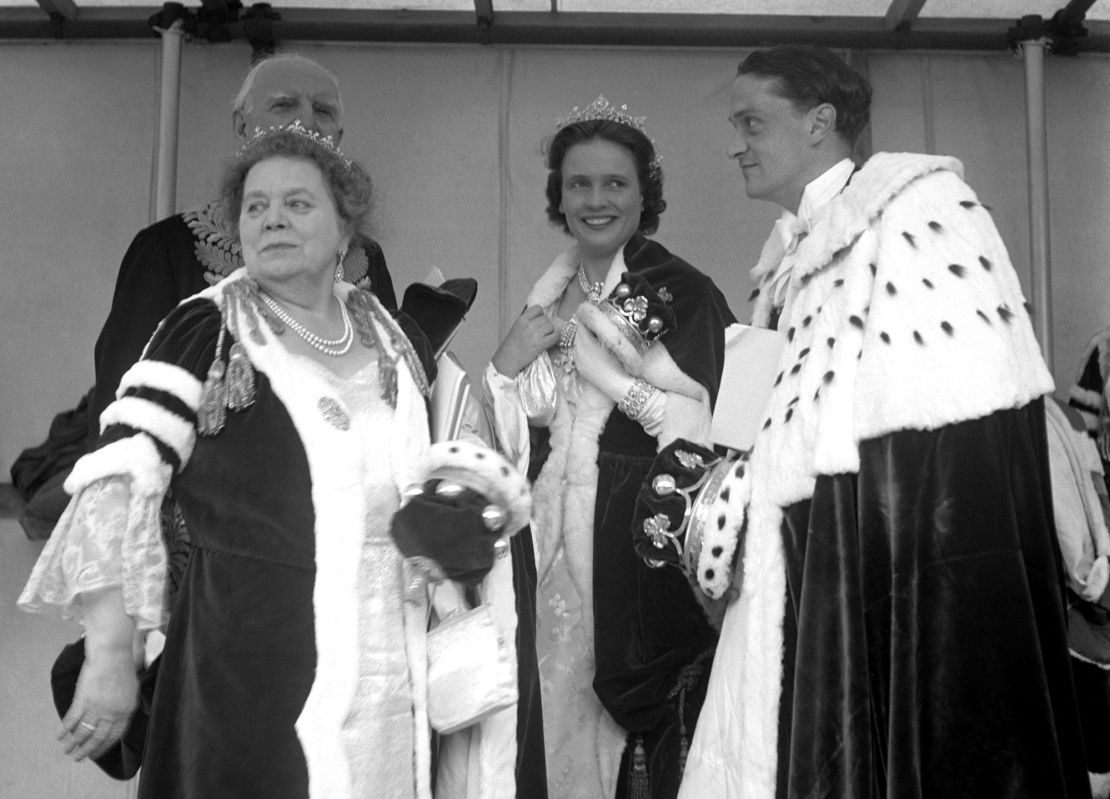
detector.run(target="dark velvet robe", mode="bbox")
[679,153,1088,799]
[108,299,319,798]
[569,234,736,798]
[776,401,1089,798]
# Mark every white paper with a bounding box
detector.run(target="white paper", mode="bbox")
[710,323,787,452]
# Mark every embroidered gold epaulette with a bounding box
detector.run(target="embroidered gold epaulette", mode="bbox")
[184,200,242,285]
[346,289,432,402]
[345,243,369,287]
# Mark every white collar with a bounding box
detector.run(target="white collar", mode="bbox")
[798,157,856,227]
[757,158,857,307]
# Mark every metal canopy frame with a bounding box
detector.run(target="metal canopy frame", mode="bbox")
[7,0,1104,366]
[4,3,1109,52]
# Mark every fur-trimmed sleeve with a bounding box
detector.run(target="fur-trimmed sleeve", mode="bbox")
[20,298,222,630]
[85,297,220,492]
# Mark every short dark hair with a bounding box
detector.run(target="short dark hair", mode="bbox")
[220,127,371,237]
[544,119,666,236]
[738,45,872,146]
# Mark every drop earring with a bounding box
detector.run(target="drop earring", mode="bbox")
[335,248,347,283]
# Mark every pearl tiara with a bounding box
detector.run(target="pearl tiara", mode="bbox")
[235,120,354,172]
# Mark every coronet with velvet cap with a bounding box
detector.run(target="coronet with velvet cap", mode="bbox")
[391,440,531,589]
[633,441,724,572]
[576,271,677,374]
[634,438,751,603]
[415,440,531,536]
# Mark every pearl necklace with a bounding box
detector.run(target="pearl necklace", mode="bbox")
[259,290,354,357]
[577,260,605,304]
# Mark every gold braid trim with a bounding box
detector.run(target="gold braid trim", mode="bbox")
[184,200,242,285]
[345,289,431,403]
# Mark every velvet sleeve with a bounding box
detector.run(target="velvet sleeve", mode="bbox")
[90,218,205,439]
[95,298,219,462]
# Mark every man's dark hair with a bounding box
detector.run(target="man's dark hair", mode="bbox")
[738,45,872,146]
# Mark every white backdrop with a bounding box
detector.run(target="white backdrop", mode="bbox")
[0,38,1109,798]
[1,42,1108,476]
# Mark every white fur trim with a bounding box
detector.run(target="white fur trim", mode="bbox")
[746,154,1053,510]
[687,152,1054,799]
[680,500,784,799]
[100,395,196,467]
[64,434,173,498]
[696,458,751,599]
[116,359,203,409]
[524,246,631,796]
[524,243,629,310]
[417,440,532,536]
[203,273,438,799]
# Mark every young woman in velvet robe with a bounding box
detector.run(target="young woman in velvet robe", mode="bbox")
[482,98,736,799]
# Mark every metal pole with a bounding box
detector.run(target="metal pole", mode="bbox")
[1020,37,1054,371]
[151,19,184,223]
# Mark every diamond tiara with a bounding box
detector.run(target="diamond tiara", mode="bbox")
[235,120,354,171]
[555,94,662,175]
[555,94,649,134]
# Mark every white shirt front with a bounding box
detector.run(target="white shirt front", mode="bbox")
[753,158,857,310]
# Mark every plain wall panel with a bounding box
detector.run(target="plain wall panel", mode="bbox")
[1,43,1107,796]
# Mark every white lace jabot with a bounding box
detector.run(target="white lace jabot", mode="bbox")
[757,157,857,309]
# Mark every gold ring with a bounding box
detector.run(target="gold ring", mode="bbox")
[78,721,97,732]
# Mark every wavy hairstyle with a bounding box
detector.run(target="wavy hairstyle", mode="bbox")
[220,126,371,237]
[738,45,872,146]
[544,119,666,237]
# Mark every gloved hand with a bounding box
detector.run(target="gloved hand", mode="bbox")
[574,323,634,402]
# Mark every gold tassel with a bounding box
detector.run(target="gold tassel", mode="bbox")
[629,735,650,799]
[380,355,399,408]
[197,357,227,436]
[197,297,229,436]
[224,340,256,411]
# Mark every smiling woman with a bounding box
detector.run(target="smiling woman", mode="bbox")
[482,96,737,799]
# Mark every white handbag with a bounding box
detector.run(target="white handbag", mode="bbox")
[426,602,517,734]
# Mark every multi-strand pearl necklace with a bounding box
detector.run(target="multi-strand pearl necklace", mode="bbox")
[577,260,605,304]
[259,290,354,357]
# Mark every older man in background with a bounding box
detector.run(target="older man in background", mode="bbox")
[12,54,394,537]
[89,52,396,432]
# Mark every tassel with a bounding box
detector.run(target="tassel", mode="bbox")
[197,357,227,436]
[380,355,399,408]
[678,730,689,777]
[629,735,650,799]
[224,341,256,411]
[197,305,229,437]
